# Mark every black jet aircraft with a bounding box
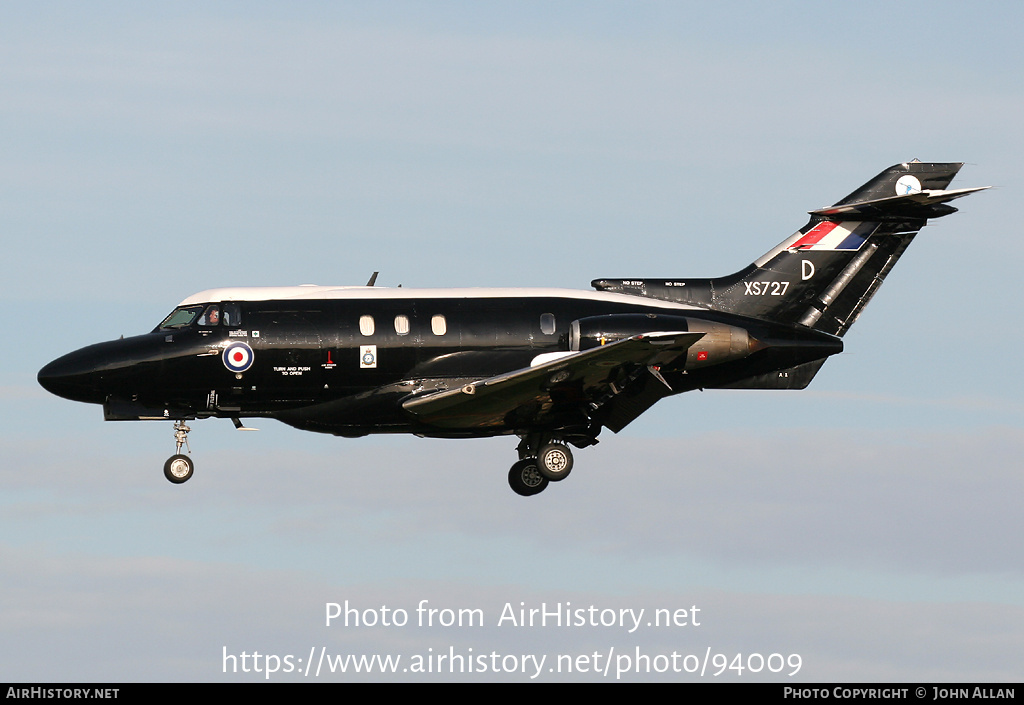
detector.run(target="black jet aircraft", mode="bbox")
[39,161,986,496]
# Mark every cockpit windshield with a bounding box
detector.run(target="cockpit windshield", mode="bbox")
[155,303,242,331]
[156,305,204,330]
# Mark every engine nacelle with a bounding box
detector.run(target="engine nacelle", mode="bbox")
[568,314,756,369]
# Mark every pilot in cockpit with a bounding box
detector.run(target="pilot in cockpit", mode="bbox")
[198,305,219,326]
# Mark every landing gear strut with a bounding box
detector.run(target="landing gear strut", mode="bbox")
[163,420,194,484]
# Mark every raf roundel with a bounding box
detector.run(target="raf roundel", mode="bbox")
[223,341,254,373]
[894,174,922,196]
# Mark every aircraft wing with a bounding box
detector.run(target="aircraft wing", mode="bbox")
[401,331,705,430]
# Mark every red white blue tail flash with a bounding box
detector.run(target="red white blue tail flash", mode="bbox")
[787,221,878,252]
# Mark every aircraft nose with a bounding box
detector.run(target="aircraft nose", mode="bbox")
[38,349,107,404]
[39,335,170,405]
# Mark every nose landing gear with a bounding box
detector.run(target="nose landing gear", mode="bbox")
[163,420,194,484]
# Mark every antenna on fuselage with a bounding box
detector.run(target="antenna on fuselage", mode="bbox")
[366,271,379,287]
[231,417,258,431]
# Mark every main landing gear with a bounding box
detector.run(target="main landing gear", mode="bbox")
[163,420,194,484]
[508,459,547,497]
[507,434,579,497]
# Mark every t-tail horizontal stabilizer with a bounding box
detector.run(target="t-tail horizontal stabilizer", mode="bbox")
[810,186,990,219]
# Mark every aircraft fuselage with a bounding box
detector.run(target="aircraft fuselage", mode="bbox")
[39,286,840,440]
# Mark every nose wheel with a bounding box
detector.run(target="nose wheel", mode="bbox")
[164,420,194,484]
[164,454,194,483]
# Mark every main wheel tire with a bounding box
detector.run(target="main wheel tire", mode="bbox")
[536,442,573,482]
[164,454,194,484]
[508,459,549,497]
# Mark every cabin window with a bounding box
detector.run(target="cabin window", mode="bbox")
[198,304,221,327]
[540,313,556,335]
[394,315,410,336]
[431,314,447,336]
[222,303,241,327]
[359,315,375,336]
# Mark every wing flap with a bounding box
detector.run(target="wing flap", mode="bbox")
[402,331,704,430]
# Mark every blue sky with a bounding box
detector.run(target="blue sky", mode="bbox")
[2,1,1022,681]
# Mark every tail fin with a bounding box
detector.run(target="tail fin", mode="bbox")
[593,161,987,337]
